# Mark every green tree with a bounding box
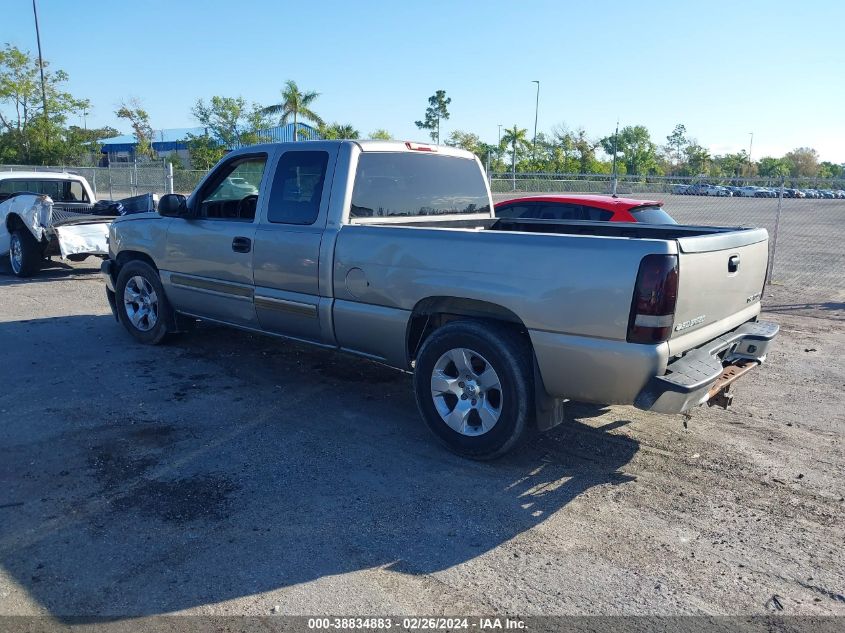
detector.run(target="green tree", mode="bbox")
[601,125,659,176]
[818,161,844,179]
[711,151,750,177]
[784,147,819,177]
[186,134,225,170]
[318,122,359,139]
[191,96,269,149]
[477,142,506,171]
[684,143,711,175]
[573,128,599,174]
[665,124,688,173]
[551,124,576,173]
[500,125,530,176]
[116,98,154,158]
[368,129,391,140]
[445,129,481,155]
[0,44,89,164]
[261,80,323,141]
[62,125,119,165]
[415,89,451,144]
[757,156,790,178]
[163,152,185,170]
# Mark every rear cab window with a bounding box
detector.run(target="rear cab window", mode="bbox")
[350,153,490,219]
[0,178,88,202]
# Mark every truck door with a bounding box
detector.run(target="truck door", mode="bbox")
[252,147,337,343]
[161,153,268,327]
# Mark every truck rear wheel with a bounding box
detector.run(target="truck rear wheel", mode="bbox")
[115,260,171,345]
[9,229,41,277]
[413,320,533,460]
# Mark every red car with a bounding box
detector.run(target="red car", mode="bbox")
[494,194,676,224]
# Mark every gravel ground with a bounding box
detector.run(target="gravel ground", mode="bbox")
[0,260,843,618]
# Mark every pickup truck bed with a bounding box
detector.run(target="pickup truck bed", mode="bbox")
[101,140,778,459]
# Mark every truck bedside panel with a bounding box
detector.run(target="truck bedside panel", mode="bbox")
[333,299,410,368]
[530,329,668,404]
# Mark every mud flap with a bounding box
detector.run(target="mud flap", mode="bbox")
[533,357,566,432]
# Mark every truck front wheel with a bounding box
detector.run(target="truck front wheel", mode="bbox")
[413,320,533,460]
[9,229,41,277]
[115,260,171,345]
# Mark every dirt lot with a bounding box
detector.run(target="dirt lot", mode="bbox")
[0,259,843,618]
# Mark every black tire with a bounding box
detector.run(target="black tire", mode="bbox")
[9,229,41,277]
[413,320,533,460]
[115,260,171,345]
[66,254,89,262]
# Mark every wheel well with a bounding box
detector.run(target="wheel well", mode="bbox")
[406,297,530,363]
[114,250,158,273]
[5,213,25,232]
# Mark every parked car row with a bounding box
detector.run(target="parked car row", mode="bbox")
[793,188,845,199]
[672,183,845,199]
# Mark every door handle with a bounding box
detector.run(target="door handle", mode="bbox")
[728,255,740,273]
[232,236,252,253]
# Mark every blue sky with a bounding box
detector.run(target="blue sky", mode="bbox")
[4,0,844,162]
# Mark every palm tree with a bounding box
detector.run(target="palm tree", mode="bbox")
[501,125,530,190]
[262,80,324,141]
[318,122,359,140]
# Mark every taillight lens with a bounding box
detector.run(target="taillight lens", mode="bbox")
[627,254,678,344]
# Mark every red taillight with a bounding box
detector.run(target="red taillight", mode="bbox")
[627,254,678,344]
[405,141,437,152]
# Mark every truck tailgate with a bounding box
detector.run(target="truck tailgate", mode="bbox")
[669,228,769,356]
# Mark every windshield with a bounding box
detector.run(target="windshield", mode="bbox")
[629,205,677,225]
[350,153,490,218]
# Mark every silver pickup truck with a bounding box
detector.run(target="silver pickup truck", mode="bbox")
[101,140,778,459]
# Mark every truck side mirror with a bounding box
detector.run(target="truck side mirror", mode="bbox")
[158,193,189,217]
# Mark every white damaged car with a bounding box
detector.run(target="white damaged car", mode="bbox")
[0,171,156,277]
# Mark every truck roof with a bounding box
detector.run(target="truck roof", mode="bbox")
[226,140,477,160]
[0,171,88,182]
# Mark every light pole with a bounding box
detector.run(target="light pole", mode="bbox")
[747,132,754,176]
[32,0,48,132]
[531,80,540,160]
[498,124,502,148]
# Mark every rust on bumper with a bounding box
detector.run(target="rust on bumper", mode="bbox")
[706,359,760,409]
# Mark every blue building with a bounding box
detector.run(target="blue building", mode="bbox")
[98,123,319,167]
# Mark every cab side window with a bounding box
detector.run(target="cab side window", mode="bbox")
[198,155,267,221]
[267,151,329,225]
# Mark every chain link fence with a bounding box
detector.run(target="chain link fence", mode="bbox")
[491,173,845,319]
[2,163,841,319]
